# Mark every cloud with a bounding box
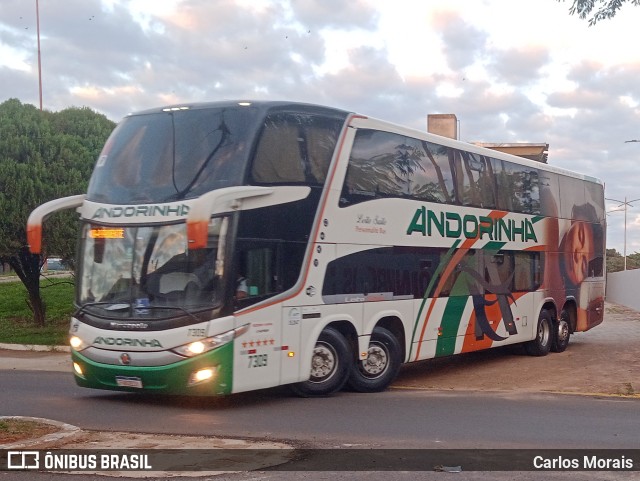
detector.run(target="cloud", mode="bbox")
[0,67,34,100]
[288,0,379,30]
[547,90,608,110]
[2,0,640,252]
[488,46,550,86]
[431,9,488,71]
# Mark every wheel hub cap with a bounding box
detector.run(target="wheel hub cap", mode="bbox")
[362,345,388,376]
[310,344,335,381]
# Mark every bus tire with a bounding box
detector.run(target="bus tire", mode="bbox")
[347,327,402,393]
[290,327,351,397]
[525,309,553,356]
[552,309,571,353]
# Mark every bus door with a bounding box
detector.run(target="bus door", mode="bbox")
[233,241,284,392]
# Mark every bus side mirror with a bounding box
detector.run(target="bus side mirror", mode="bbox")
[26,195,85,254]
[186,186,308,248]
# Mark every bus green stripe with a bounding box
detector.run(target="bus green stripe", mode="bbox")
[482,241,506,251]
[435,296,467,357]
[409,240,461,359]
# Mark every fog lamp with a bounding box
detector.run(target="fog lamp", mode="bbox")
[73,362,84,377]
[189,367,216,386]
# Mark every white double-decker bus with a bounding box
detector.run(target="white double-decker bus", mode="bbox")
[27,101,605,396]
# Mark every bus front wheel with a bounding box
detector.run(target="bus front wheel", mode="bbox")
[290,327,350,397]
[525,309,553,356]
[347,327,402,393]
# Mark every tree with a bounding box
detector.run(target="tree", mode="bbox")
[0,99,115,326]
[605,248,640,273]
[606,248,623,273]
[560,0,640,25]
[626,252,640,270]
[392,143,425,195]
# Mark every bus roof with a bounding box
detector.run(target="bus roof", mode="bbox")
[127,100,351,119]
[126,100,603,186]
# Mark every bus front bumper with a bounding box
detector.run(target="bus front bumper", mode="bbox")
[71,343,233,396]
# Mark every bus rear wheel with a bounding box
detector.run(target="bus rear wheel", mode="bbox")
[552,308,571,353]
[347,327,402,393]
[525,309,553,356]
[290,327,350,397]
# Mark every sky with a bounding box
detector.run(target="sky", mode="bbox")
[1,0,640,254]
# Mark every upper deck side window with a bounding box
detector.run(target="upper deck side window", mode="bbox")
[492,159,540,215]
[250,112,345,186]
[339,128,543,215]
[339,129,456,207]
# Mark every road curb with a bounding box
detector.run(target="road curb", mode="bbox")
[390,385,640,399]
[0,416,83,449]
[0,416,296,477]
[0,343,70,353]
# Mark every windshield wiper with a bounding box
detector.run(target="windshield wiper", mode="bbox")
[170,110,231,200]
[104,303,130,311]
[140,305,203,322]
[75,302,209,323]
[76,301,131,316]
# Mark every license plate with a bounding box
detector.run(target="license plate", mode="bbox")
[116,376,143,388]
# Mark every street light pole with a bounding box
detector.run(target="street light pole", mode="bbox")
[605,196,640,270]
[615,141,640,269]
[36,0,43,110]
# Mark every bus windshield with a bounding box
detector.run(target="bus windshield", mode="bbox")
[77,217,228,319]
[87,106,256,204]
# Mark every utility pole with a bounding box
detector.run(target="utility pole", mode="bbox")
[606,196,640,270]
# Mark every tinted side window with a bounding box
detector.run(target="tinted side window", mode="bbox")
[493,159,540,214]
[234,191,321,308]
[322,247,542,303]
[483,251,540,293]
[585,182,605,222]
[513,252,541,291]
[456,152,497,209]
[340,130,455,206]
[558,175,587,220]
[251,113,343,185]
[322,247,443,301]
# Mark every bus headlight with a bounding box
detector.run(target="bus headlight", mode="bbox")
[187,341,206,355]
[172,323,250,357]
[69,335,86,350]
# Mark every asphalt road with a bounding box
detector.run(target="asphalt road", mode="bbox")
[2,300,639,479]
[2,370,640,481]
[2,369,639,449]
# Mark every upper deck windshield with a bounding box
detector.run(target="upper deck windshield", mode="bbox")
[78,218,228,319]
[87,106,256,204]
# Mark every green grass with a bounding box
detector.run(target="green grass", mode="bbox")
[0,418,59,443]
[0,278,74,346]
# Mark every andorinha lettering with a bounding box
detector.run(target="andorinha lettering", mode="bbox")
[91,204,190,219]
[406,207,538,243]
[93,337,162,348]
